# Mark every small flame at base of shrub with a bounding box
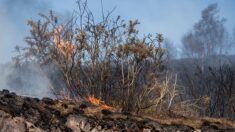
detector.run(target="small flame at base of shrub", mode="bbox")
[57,91,113,109]
[88,95,113,109]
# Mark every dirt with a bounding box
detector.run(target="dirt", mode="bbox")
[0,89,235,132]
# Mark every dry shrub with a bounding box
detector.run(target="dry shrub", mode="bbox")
[178,63,235,119]
[170,96,210,117]
[15,0,178,114]
[137,74,178,115]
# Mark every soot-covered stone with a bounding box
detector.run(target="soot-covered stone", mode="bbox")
[0,89,234,132]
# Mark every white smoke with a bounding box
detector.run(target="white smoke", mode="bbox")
[0,62,56,98]
[0,0,60,98]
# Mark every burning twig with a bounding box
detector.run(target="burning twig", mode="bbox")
[88,95,113,109]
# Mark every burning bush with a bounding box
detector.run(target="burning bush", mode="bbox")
[15,0,177,114]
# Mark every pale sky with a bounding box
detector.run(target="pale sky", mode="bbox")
[0,0,235,63]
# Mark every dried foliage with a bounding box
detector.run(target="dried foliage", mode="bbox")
[15,0,178,113]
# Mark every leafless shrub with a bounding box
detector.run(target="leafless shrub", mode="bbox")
[171,96,210,117]
[136,74,178,114]
[15,0,177,113]
[178,62,235,119]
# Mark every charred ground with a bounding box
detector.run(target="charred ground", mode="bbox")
[0,89,235,131]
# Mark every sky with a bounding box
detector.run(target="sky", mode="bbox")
[0,0,235,63]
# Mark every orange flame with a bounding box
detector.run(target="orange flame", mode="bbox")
[88,95,113,109]
[53,25,76,59]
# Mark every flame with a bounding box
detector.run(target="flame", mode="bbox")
[58,91,112,109]
[88,95,113,109]
[53,25,76,59]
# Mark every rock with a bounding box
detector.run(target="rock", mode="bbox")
[2,89,10,94]
[101,109,112,115]
[73,107,85,114]
[0,89,234,131]
[66,115,87,132]
[41,97,54,105]
[0,110,44,132]
[79,103,88,109]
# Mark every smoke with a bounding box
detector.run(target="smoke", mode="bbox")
[0,0,79,99]
[0,0,58,98]
[0,62,56,98]
[0,0,51,63]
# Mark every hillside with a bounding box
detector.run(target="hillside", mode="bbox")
[0,89,235,132]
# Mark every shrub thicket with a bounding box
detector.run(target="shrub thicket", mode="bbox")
[16,0,178,114]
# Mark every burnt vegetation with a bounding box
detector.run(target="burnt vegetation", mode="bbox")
[14,0,235,120]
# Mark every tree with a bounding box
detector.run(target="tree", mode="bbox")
[182,3,227,59]
[178,3,235,119]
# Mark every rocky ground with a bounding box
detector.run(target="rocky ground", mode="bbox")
[0,89,235,132]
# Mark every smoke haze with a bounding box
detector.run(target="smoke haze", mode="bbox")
[0,62,55,98]
[0,0,234,99]
[0,0,51,63]
[0,0,55,98]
